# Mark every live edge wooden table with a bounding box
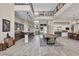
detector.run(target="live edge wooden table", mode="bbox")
[44,34,57,45]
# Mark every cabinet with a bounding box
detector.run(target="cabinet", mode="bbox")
[15,31,24,41]
[54,31,61,37]
[62,32,68,37]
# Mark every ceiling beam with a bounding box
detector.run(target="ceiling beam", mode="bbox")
[29,3,34,14]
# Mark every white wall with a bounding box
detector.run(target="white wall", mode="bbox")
[15,17,28,32]
[48,20,54,34]
[28,21,35,32]
[14,5,31,11]
[53,24,71,31]
[0,3,15,41]
[47,20,71,34]
[15,17,35,32]
[15,17,25,24]
[73,24,79,33]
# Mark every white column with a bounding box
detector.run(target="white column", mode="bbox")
[25,34,28,43]
[48,20,54,34]
[24,23,29,43]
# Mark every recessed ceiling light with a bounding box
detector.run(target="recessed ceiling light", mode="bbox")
[77,10,79,13]
[72,21,76,24]
[34,21,39,23]
[34,12,39,15]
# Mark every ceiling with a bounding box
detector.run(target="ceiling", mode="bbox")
[54,3,79,20]
[15,3,79,23]
[15,11,33,20]
[33,3,58,16]
[32,3,58,11]
[15,3,58,20]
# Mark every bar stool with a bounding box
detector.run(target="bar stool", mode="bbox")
[73,34,78,40]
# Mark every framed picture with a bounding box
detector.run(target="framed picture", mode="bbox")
[20,24,24,30]
[15,22,24,30]
[3,19,10,32]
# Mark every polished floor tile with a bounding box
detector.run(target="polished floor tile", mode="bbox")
[1,35,79,56]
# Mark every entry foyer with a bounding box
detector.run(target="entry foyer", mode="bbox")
[0,3,79,56]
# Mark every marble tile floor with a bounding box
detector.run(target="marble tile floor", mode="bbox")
[1,35,79,56]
